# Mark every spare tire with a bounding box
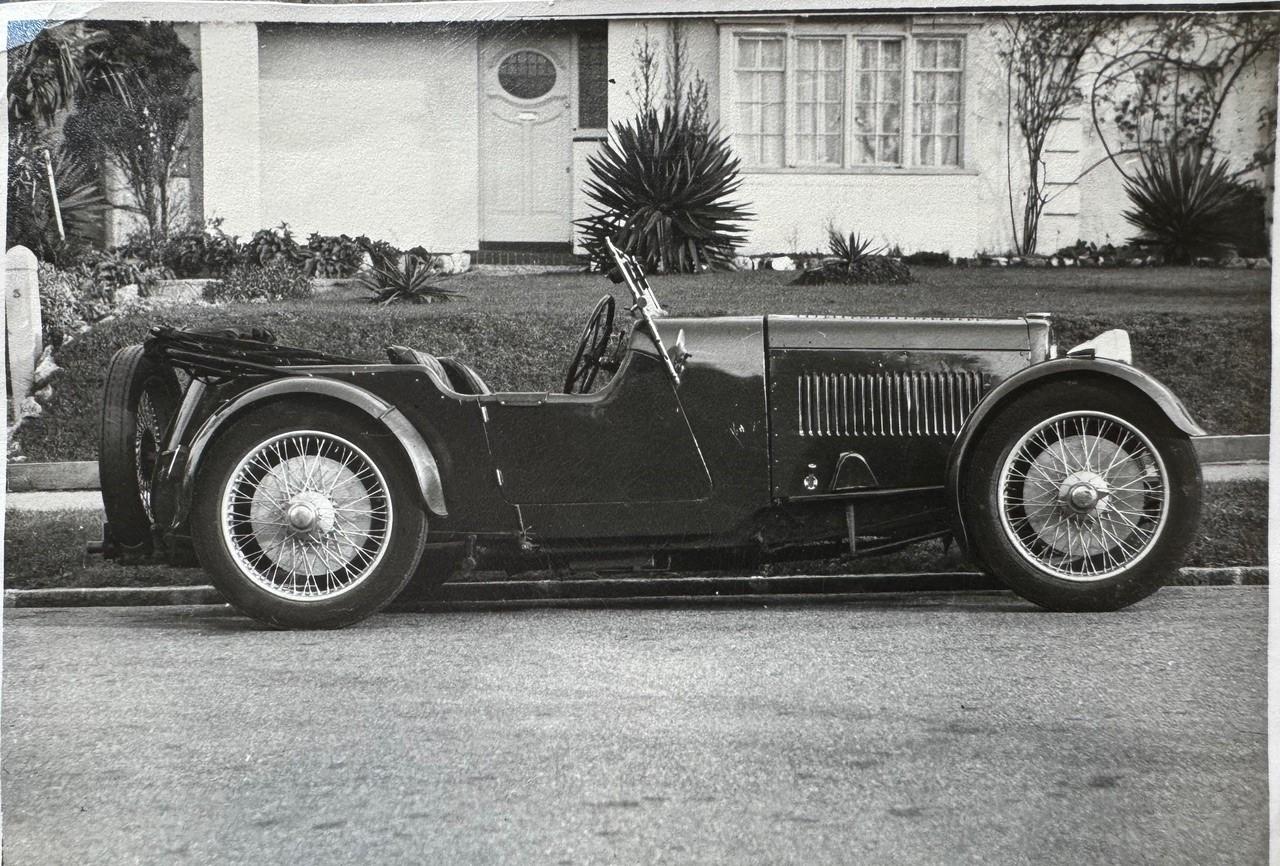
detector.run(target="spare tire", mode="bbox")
[99,345,183,553]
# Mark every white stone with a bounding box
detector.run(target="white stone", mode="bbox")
[19,396,42,419]
[32,354,60,389]
[769,256,796,271]
[436,252,472,275]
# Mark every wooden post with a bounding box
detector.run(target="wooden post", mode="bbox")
[6,245,42,423]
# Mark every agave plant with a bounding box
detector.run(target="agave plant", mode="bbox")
[1122,144,1247,264]
[826,227,883,271]
[577,105,752,273]
[7,128,108,261]
[358,254,462,305]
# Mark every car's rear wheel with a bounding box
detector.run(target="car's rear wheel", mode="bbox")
[964,380,1201,611]
[191,401,428,628]
[99,345,183,554]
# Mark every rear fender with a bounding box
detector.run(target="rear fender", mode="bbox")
[944,358,1204,553]
[173,377,447,526]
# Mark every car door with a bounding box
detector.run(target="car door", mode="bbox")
[479,349,712,506]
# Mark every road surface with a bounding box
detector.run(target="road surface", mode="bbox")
[2,586,1267,864]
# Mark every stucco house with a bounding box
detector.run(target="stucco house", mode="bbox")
[149,1,1275,261]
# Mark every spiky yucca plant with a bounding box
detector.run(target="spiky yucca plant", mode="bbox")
[577,106,752,273]
[358,254,461,305]
[1122,144,1247,264]
[826,227,883,270]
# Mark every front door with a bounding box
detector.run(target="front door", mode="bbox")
[479,30,573,245]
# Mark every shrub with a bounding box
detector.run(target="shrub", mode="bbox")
[903,250,952,266]
[77,248,174,296]
[1123,144,1248,264]
[202,260,313,303]
[357,254,461,304]
[577,105,752,273]
[37,263,86,347]
[242,223,302,267]
[303,233,365,278]
[148,219,244,277]
[356,236,403,273]
[1218,180,1269,258]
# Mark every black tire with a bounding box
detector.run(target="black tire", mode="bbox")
[190,400,429,629]
[99,345,183,552]
[964,379,1201,612]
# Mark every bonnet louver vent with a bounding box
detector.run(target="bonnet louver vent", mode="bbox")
[797,371,986,437]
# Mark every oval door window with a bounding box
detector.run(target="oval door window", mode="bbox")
[498,50,557,99]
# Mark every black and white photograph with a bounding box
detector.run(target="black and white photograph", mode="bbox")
[0,0,1273,862]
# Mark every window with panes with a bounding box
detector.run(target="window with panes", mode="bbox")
[730,31,965,170]
[733,35,786,167]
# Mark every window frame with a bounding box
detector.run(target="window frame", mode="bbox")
[731,32,789,168]
[792,35,847,168]
[721,21,975,175]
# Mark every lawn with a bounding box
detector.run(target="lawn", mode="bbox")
[14,264,1271,462]
[4,480,1265,590]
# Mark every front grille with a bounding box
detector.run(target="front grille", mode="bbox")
[796,370,986,437]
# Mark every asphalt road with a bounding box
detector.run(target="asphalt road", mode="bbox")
[2,586,1267,865]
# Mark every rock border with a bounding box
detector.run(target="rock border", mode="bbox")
[740,252,1272,272]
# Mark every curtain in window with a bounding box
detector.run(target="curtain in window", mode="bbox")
[794,38,844,167]
[852,38,903,166]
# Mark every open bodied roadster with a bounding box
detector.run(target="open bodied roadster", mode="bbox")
[97,238,1203,628]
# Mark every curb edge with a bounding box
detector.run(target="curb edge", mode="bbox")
[5,566,1268,609]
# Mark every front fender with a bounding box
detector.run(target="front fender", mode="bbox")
[944,358,1204,554]
[172,376,447,527]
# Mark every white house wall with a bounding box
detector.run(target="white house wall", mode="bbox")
[200,22,263,237]
[256,23,480,250]
[605,14,1276,258]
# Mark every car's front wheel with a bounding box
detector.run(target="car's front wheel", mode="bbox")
[191,401,428,628]
[965,380,1201,611]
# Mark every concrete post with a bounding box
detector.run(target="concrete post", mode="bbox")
[6,245,42,423]
[199,22,261,235]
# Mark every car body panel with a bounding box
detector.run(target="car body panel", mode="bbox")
[763,315,1049,499]
[480,349,712,505]
[141,303,1196,571]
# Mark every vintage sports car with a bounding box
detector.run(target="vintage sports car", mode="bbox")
[97,238,1203,628]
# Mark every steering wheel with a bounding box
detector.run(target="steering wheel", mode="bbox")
[563,294,616,394]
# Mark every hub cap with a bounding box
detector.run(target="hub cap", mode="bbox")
[998,411,1168,582]
[220,431,392,600]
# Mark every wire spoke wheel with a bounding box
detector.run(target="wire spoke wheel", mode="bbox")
[134,390,164,521]
[998,411,1168,582]
[221,431,393,601]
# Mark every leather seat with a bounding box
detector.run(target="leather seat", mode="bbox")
[386,346,491,395]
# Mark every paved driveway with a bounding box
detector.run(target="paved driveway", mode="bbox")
[2,586,1267,864]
